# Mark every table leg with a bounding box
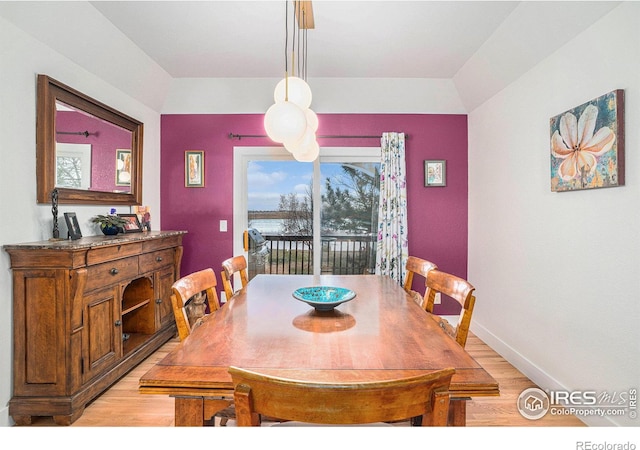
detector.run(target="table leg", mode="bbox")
[449,398,467,426]
[174,397,233,426]
[175,397,205,426]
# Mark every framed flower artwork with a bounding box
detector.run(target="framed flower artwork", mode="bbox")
[424,160,446,187]
[550,90,624,192]
[185,150,204,187]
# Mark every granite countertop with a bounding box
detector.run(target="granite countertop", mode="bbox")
[3,230,187,251]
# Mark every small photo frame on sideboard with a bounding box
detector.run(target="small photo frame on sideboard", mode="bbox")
[185,150,204,187]
[118,213,143,233]
[64,212,82,240]
[424,160,446,187]
[132,205,151,231]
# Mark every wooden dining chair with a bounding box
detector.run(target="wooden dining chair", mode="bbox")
[403,256,438,308]
[221,255,249,301]
[170,268,222,342]
[423,269,476,348]
[229,366,455,426]
[171,268,234,426]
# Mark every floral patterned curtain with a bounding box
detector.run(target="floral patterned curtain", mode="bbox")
[375,132,408,284]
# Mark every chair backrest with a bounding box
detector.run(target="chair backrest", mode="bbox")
[403,256,438,307]
[221,255,249,301]
[229,366,455,426]
[170,268,221,341]
[423,269,476,348]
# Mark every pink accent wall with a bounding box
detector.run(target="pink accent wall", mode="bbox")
[161,113,468,314]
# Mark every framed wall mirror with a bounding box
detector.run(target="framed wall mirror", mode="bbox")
[36,74,143,205]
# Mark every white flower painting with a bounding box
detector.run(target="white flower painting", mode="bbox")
[550,90,624,192]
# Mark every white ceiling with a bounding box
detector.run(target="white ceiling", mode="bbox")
[0,1,623,111]
[91,0,521,78]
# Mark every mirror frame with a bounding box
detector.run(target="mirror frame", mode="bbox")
[36,74,143,205]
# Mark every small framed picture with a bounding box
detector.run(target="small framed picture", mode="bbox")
[116,149,132,186]
[64,212,82,240]
[118,213,143,233]
[185,150,204,187]
[133,205,151,231]
[424,160,446,187]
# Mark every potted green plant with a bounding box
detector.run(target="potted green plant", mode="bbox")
[91,213,129,235]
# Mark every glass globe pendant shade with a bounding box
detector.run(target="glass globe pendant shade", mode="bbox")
[293,140,320,162]
[305,109,319,132]
[264,101,307,144]
[274,76,312,110]
[284,126,316,154]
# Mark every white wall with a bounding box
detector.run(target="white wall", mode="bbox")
[0,16,163,427]
[453,1,621,112]
[468,2,639,426]
[162,77,467,114]
[0,1,172,112]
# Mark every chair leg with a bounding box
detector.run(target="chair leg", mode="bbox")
[422,391,451,426]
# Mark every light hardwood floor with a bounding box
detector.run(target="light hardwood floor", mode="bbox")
[27,333,584,427]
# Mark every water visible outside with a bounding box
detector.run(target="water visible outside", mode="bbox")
[248,218,285,234]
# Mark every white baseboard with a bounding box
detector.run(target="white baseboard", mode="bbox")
[470,320,621,427]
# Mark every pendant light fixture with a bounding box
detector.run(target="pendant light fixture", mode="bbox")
[264,1,319,162]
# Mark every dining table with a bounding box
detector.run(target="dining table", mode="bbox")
[139,274,499,426]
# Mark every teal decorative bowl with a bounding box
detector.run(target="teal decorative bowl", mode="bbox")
[292,286,356,311]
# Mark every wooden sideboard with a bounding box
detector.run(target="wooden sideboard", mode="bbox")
[3,230,186,425]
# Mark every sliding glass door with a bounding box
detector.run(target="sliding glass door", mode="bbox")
[234,147,380,278]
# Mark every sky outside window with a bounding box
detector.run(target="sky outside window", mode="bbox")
[248,160,341,211]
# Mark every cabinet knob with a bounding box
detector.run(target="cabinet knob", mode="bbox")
[155,298,162,304]
[110,268,119,275]
[115,320,122,327]
[156,256,163,262]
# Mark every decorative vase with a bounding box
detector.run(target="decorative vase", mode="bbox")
[102,225,119,236]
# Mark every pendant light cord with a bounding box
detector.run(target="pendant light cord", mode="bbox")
[296,6,301,78]
[303,15,308,80]
[296,3,308,80]
[286,1,308,81]
[284,1,289,76]
[291,1,297,77]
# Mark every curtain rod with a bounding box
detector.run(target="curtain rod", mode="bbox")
[56,130,94,138]
[228,133,408,140]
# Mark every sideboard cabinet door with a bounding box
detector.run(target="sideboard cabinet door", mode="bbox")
[11,269,68,397]
[82,286,120,383]
[155,266,176,329]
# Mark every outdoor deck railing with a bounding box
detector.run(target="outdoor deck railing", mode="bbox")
[257,234,377,275]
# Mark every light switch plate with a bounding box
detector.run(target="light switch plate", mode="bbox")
[220,220,227,232]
